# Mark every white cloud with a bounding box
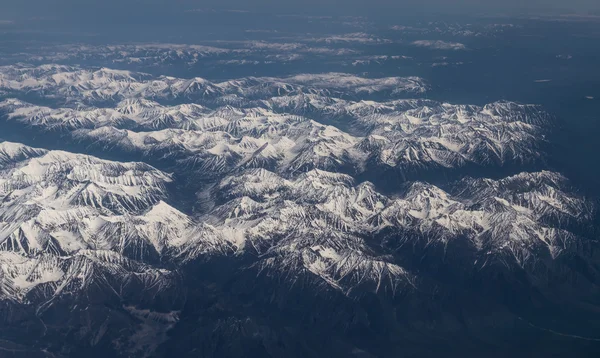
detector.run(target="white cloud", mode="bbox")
[411,40,467,50]
[306,32,392,44]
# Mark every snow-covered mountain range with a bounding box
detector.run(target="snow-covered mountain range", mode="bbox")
[0,65,427,105]
[0,141,591,302]
[0,65,548,183]
[0,63,598,357]
[0,142,184,304]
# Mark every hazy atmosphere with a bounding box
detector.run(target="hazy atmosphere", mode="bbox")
[2,0,600,19]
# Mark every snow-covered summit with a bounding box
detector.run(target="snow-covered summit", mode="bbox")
[0,142,195,302]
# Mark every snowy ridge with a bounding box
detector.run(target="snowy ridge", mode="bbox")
[0,141,47,165]
[2,97,549,178]
[0,64,428,105]
[1,144,582,298]
[175,168,591,291]
[264,72,427,95]
[0,142,197,302]
[0,249,178,304]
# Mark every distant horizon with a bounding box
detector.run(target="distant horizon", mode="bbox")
[1,0,600,23]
